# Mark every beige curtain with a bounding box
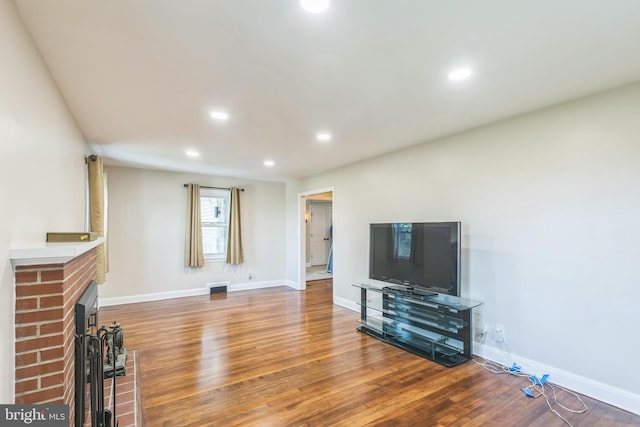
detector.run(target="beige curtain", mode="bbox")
[185,184,204,267]
[88,156,108,283]
[226,187,244,264]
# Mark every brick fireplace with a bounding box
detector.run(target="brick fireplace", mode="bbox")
[11,240,101,426]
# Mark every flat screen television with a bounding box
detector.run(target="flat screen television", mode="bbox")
[369,222,461,296]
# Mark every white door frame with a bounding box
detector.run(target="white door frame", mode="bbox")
[298,187,334,291]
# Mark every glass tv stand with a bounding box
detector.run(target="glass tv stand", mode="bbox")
[353,283,482,367]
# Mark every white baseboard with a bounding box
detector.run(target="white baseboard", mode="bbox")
[284,280,303,290]
[99,287,209,307]
[228,280,287,292]
[333,295,358,312]
[206,280,230,289]
[100,280,291,306]
[475,344,640,416]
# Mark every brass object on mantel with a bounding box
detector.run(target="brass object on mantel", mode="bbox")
[46,232,98,243]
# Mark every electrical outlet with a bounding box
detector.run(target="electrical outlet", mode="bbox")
[478,324,488,342]
[495,324,505,343]
[248,273,253,280]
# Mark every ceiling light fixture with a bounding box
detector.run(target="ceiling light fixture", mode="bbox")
[264,159,275,167]
[210,110,229,121]
[316,132,332,142]
[186,150,200,158]
[300,0,330,14]
[448,67,473,81]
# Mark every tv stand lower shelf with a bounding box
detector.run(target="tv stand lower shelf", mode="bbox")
[353,283,482,367]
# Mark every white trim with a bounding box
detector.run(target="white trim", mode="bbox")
[204,255,226,263]
[205,280,231,289]
[475,344,640,415]
[228,280,287,292]
[99,287,209,306]
[332,297,380,323]
[334,295,358,312]
[284,279,303,290]
[99,280,291,306]
[298,187,334,198]
[10,237,105,267]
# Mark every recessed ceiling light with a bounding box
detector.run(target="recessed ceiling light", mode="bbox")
[263,160,275,167]
[300,0,330,13]
[186,150,200,158]
[210,110,229,121]
[448,67,473,81]
[316,132,332,142]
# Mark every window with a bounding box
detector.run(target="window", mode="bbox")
[200,188,230,260]
[393,223,412,260]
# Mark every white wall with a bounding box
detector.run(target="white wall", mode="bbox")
[285,179,302,283]
[0,0,88,403]
[293,82,640,410]
[101,166,286,300]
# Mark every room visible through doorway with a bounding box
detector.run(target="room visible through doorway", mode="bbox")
[300,189,334,288]
[306,264,332,282]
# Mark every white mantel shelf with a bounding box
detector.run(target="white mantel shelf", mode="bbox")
[10,237,105,267]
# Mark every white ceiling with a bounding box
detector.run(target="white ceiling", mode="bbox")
[14,0,640,181]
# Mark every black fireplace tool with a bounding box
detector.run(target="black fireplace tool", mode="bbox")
[84,321,126,426]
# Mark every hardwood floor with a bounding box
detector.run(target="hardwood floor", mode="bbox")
[100,280,639,426]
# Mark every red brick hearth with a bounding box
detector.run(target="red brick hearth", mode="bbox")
[103,351,142,427]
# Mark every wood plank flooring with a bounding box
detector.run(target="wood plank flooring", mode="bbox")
[100,280,639,426]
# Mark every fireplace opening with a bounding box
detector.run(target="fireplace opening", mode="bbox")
[75,280,103,426]
[75,281,127,427]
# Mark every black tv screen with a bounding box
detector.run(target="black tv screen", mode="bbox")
[369,222,461,296]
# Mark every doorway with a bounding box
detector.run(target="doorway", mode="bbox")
[299,188,334,289]
[309,204,332,266]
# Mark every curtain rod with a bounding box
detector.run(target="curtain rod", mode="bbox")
[183,184,244,192]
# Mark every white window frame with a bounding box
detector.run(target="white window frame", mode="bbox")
[200,188,231,261]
